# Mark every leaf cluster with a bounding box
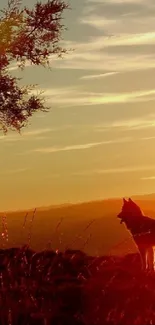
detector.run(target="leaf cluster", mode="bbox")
[0,0,69,132]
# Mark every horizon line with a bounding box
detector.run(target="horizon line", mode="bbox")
[1,191,155,214]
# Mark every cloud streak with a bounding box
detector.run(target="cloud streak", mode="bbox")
[49,0,155,73]
[8,0,155,75]
[80,72,119,80]
[35,87,155,107]
[22,128,52,137]
[72,165,155,176]
[1,168,28,175]
[141,176,155,180]
[0,128,55,143]
[31,137,132,154]
[94,115,155,131]
[87,0,145,3]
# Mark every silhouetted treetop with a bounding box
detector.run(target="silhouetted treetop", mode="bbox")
[0,0,69,133]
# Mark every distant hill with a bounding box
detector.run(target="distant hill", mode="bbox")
[1,193,155,256]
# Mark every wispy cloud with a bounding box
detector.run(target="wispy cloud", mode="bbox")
[67,33,155,49]
[95,115,155,131]
[72,165,155,176]
[87,0,145,3]
[0,128,53,143]
[56,54,155,72]
[49,0,155,73]
[141,176,155,180]
[8,0,155,76]
[36,88,155,107]
[80,72,119,80]
[30,137,132,154]
[91,89,155,105]
[22,128,52,137]
[1,168,28,175]
[9,34,155,75]
[0,126,75,145]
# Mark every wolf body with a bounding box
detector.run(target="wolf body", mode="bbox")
[117,198,155,271]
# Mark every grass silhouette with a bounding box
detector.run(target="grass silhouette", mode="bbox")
[0,245,154,324]
[0,201,155,324]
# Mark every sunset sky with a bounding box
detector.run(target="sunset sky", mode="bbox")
[1,0,155,211]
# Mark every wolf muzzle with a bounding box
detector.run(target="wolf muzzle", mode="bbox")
[117,213,123,224]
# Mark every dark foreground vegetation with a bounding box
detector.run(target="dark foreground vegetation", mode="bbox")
[0,247,155,325]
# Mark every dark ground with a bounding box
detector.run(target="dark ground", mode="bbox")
[0,247,154,324]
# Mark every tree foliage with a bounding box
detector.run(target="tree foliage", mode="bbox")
[0,0,69,133]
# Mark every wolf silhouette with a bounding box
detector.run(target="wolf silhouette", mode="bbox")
[117,198,155,271]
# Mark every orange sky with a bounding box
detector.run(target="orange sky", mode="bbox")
[1,0,155,211]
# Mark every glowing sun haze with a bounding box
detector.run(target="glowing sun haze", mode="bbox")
[1,0,155,211]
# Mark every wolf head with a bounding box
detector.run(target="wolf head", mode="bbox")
[117,198,143,224]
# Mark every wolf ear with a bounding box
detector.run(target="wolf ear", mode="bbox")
[123,198,127,203]
[128,198,133,202]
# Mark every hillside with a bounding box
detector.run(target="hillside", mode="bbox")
[1,194,155,255]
